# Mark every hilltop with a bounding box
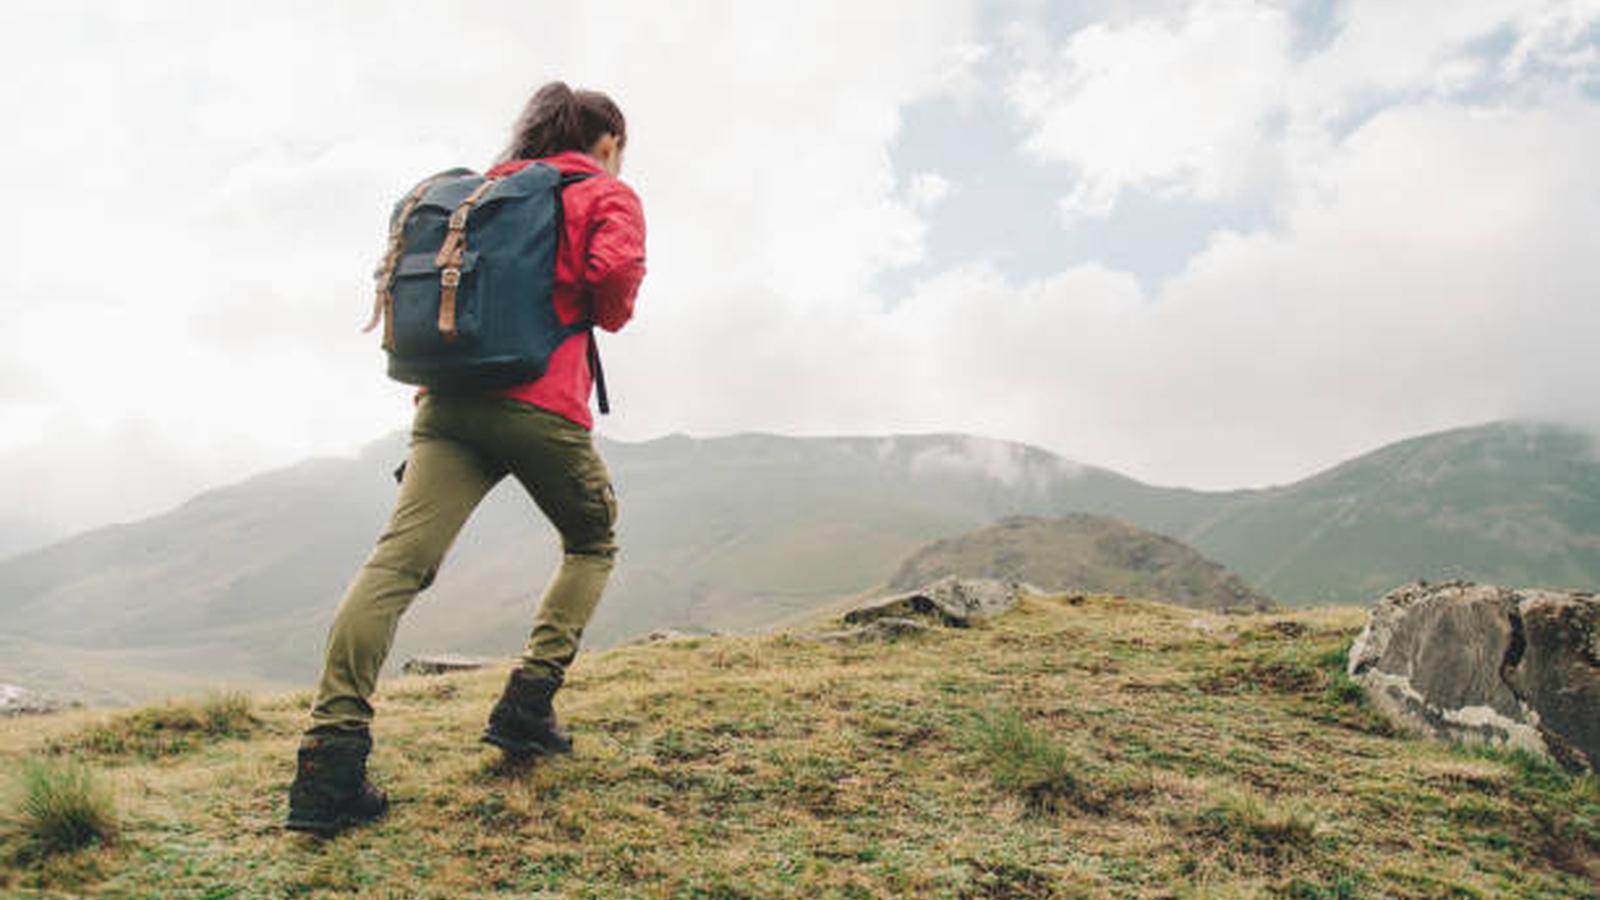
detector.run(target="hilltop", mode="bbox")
[3,592,1596,897]
[889,514,1273,610]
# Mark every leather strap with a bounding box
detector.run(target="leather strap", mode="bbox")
[434,180,496,341]
[367,175,450,351]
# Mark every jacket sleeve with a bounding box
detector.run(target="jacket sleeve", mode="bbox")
[583,180,647,333]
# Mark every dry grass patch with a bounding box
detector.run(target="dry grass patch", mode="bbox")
[47,692,261,762]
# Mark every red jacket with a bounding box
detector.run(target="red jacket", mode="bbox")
[482,151,646,429]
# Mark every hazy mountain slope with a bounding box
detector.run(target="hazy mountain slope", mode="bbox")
[1182,422,1600,602]
[4,421,1597,702]
[0,514,57,563]
[0,432,1196,701]
[889,514,1273,610]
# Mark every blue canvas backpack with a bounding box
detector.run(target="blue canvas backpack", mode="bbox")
[364,163,606,404]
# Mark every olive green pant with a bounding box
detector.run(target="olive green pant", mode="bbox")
[308,395,617,734]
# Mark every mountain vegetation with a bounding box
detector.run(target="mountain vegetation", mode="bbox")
[1178,422,1600,601]
[0,422,1596,704]
[889,514,1273,610]
[3,592,1596,897]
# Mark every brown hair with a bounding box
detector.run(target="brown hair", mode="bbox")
[498,81,626,163]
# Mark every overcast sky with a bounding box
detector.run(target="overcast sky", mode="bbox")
[1,0,1598,554]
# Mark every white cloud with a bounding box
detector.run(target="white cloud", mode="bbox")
[0,0,980,536]
[1503,0,1600,81]
[862,97,1600,487]
[1006,0,1600,221]
[905,171,956,212]
[0,0,1596,543]
[1008,0,1295,218]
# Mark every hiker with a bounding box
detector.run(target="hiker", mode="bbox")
[286,81,646,836]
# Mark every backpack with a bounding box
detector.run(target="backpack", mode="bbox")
[363,163,605,400]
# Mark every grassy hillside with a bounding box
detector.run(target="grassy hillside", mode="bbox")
[890,514,1273,610]
[3,593,1596,897]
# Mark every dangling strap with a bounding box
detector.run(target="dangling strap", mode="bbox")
[433,179,496,342]
[366,174,451,351]
[587,328,610,415]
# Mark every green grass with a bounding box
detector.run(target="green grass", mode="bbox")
[1189,789,1320,859]
[961,709,1155,817]
[7,757,117,857]
[1,594,1597,897]
[47,692,261,761]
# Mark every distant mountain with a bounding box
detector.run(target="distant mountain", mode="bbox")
[1178,422,1600,602]
[0,514,58,563]
[0,432,1205,702]
[2,421,1595,703]
[890,514,1272,611]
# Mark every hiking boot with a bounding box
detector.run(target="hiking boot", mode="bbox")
[481,669,572,757]
[285,729,388,836]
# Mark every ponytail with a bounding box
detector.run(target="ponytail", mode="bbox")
[498,81,627,163]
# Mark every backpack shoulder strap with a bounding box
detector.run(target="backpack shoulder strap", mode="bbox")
[556,171,608,413]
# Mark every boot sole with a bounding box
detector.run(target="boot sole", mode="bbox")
[284,810,384,838]
[284,799,388,838]
[480,731,571,757]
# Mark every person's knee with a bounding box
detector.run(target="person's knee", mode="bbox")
[365,528,450,584]
[561,476,617,558]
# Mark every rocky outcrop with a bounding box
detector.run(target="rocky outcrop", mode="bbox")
[798,617,932,644]
[792,578,1022,644]
[1348,581,1600,771]
[401,655,494,676]
[0,683,77,716]
[628,629,720,645]
[845,576,1022,628]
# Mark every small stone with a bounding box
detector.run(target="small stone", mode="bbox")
[400,655,494,676]
[630,629,710,645]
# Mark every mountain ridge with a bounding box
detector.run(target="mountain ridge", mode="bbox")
[2,419,1596,703]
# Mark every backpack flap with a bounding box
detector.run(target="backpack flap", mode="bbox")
[388,250,482,355]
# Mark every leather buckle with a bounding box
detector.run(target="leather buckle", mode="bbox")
[448,208,469,230]
[440,267,461,287]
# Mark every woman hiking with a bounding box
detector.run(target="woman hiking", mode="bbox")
[286,81,646,836]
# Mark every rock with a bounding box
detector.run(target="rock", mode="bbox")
[799,617,932,644]
[0,683,78,716]
[1348,581,1600,771]
[844,576,1022,628]
[629,628,715,645]
[401,654,494,676]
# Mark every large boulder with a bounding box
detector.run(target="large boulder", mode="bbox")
[1348,581,1600,771]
